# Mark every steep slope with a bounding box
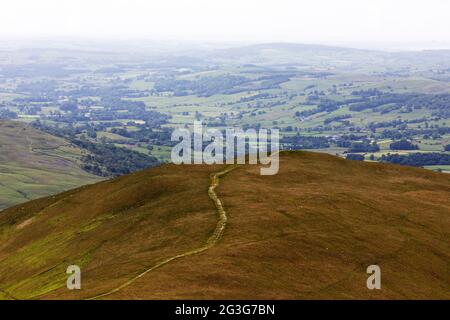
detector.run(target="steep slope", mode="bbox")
[0,151,449,299]
[0,120,102,209]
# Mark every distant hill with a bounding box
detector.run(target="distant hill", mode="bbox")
[0,151,449,299]
[0,120,102,209]
[209,42,379,67]
[209,42,450,70]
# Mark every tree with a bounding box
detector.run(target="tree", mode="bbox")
[389,140,419,150]
[346,154,365,161]
[348,142,380,153]
[60,101,78,112]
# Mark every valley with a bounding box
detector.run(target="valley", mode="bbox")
[0,44,449,171]
[1,42,450,209]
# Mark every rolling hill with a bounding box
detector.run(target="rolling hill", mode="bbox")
[0,120,102,209]
[0,151,449,299]
[209,42,450,70]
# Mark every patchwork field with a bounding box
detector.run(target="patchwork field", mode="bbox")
[2,43,450,173]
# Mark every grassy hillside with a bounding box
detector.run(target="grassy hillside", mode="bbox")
[0,151,449,299]
[0,120,102,209]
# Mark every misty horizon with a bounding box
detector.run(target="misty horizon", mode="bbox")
[1,37,450,53]
[1,0,450,49]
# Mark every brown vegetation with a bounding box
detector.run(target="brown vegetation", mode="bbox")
[0,151,449,299]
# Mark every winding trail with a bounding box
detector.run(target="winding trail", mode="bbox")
[86,165,237,300]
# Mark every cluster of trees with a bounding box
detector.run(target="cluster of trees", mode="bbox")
[47,97,170,126]
[154,75,250,97]
[334,134,366,148]
[295,97,364,118]
[346,154,365,161]
[16,79,57,93]
[60,101,78,112]
[367,119,422,132]
[324,114,352,125]
[349,92,450,117]
[349,93,416,112]
[99,97,146,110]
[389,140,419,150]
[381,153,450,167]
[405,94,450,117]
[75,138,159,176]
[380,126,450,140]
[348,141,380,153]
[67,84,142,99]
[13,79,154,120]
[18,105,42,115]
[351,88,383,98]
[296,99,340,118]
[111,127,174,146]
[281,134,330,149]
[256,74,292,90]
[237,93,272,103]
[153,74,292,97]
[32,121,160,177]
[0,109,18,119]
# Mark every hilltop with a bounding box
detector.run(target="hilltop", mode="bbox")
[0,151,449,299]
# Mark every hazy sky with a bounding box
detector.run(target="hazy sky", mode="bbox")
[1,0,449,45]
